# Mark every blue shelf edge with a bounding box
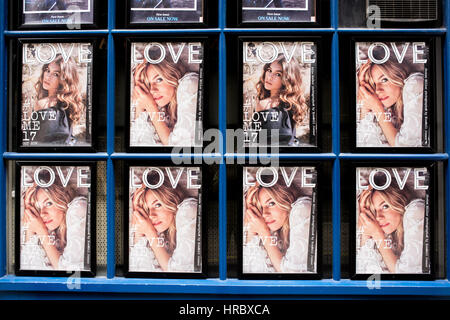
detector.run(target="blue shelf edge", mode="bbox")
[111,153,223,160]
[4,30,109,37]
[224,153,337,160]
[337,28,447,34]
[0,0,449,298]
[224,28,335,33]
[3,152,109,160]
[112,29,221,34]
[5,28,445,36]
[4,153,446,161]
[1,276,450,296]
[339,153,449,160]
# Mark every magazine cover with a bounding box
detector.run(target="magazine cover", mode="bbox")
[129,41,204,148]
[242,166,317,274]
[128,166,202,273]
[22,0,94,26]
[20,42,93,148]
[242,41,317,147]
[18,164,93,272]
[241,0,316,24]
[129,0,204,24]
[355,167,431,275]
[355,41,430,148]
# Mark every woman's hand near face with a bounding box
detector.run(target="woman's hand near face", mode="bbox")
[358,189,378,245]
[133,64,158,120]
[132,189,158,241]
[245,187,261,237]
[132,188,172,271]
[22,189,34,241]
[246,205,271,239]
[358,188,384,242]
[357,62,384,119]
[23,188,48,239]
[24,205,48,238]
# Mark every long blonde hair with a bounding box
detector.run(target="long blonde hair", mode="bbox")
[256,54,309,127]
[132,181,184,253]
[35,54,85,126]
[26,180,75,252]
[365,60,408,129]
[134,58,186,129]
[246,182,297,253]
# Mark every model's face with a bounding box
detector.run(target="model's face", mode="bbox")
[146,66,176,108]
[42,62,61,94]
[144,191,175,233]
[258,188,289,232]
[264,62,283,93]
[370,65,402,108]
[372,191,403,235]
[35,188,66,232]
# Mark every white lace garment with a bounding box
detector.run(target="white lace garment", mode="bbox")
[243,196,316,273]
[129,197,200,273]
[20,196,89,271]
[130,72,202,147]
[357,73,425,147]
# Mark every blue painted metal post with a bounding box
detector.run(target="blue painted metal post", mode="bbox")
[331,0,341,281]
[445,0,450,280]
[218,0,227,281]
[106,0,116,279]
[0,0,7,277]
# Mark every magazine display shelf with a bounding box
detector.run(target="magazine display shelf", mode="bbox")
[0,0,449,298]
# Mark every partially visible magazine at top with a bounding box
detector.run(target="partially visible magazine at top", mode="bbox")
[129,0,204,24]
[22,0,94,25]
[241,0,316,23]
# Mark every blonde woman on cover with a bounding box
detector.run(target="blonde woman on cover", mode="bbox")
[243,181,314,273]
[129,180,199,272]
[253,53,310,145]
[20,178,88,271]
[356,182,426,274]
[28,53,86,145]
[357,54,425,147]
[130,54,200,147]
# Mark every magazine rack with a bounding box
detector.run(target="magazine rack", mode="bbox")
[0,0,450,298]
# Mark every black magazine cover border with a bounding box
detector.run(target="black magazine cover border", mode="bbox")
[14,160,97,277]
[122,159,209,279]
[11,37,101,153]
[343,160,437,281]
[235,160,324,280]
[10,0,106,30]
[237,35,325,154]
[343,34,441,154]
[124,36,212,154]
